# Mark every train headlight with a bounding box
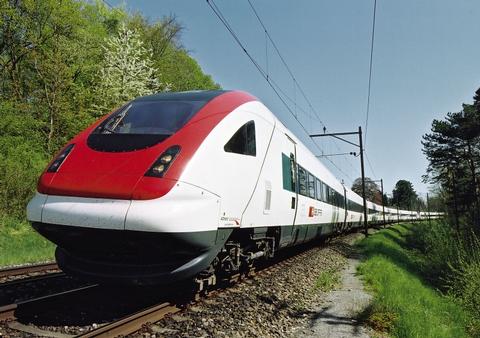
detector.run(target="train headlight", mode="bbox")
[151,164,165,174]
[145,145,181,178]
[160,154,173,164]
[47,144,75,173]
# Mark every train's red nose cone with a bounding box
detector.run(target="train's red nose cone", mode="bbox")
[41,142,164,199]
[38,90,257,200]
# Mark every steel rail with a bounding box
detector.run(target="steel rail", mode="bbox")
[0,272,66,288]
[0,262,59,279]
[77,302,180,338]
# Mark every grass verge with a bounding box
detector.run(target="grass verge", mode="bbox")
[0,215,55,267]
[357,223,471,338]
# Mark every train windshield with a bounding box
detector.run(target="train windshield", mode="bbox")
[87,100,206,152]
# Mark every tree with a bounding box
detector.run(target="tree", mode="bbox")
[392,180,417,210]
[351,177,379,202]
[427,191,447,213]
[93,24,169,115]
[126,14,220,91]
[422,96,480,229]
[383,193,392,207]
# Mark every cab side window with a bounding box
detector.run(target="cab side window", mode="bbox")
[224,121,256,156]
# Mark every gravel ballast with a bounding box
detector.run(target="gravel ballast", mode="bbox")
[136,232,366,338]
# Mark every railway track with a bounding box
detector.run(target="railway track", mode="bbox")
[75,243,320,337]
[0,241,320,337]
[0,262,59,279]
[77,302,181,338]
[0,271,66,289]
[0,231,366,337]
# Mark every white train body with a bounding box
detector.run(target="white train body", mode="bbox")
[27,90,438,284]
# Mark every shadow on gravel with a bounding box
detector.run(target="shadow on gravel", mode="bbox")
[0,275,89,306]
[12,284,192,327]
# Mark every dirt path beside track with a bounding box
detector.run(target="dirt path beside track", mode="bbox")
[294,257,373,338]
[291,229,377,338]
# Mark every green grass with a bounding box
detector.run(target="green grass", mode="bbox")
[0,215,55,267]
[357,223,471,338]
[315,268,341,292]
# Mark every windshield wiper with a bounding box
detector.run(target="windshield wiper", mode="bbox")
[102,125,117,134]
[101,104,132,134]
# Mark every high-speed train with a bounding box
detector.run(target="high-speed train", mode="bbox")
[27,90,439,285]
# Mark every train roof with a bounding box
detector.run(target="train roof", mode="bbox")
[130,90,429,216]
[135,90,230,102]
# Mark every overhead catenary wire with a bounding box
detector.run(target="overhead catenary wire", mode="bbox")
[363,0,379,181]
[365,152,377,179]
[244,0,360,180]
[364,0,377,148]
[206,0,355,184]
[246,0,327,129]
[207,0,302,129]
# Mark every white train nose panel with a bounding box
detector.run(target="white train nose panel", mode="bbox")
[27,192,48,222]
[41,195,131,230]
[125,181,220,233]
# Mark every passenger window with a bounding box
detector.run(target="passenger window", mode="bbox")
[224,121,256,156]
[325,184,330,203]
[315,179,322,201]
[308,173,316,199]
[298,166,307,196]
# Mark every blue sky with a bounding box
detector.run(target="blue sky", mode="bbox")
[110,0,480,196]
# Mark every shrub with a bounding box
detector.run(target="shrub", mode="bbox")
[0,141,47,218]
[0,103,48,218]
[408,221,480,335]
[407,221,458,287]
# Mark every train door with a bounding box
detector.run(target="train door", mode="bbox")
[280,134,298,247]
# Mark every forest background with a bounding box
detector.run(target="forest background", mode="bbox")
[0,0,220,220]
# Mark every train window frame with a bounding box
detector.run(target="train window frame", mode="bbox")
[330,187,336,206]
[290,153,297,193]
[281,153,296,192]
[224,120,256,156]
[315,178,322,201]
[281,153,291,191]
[297,165,307,196]
[320,183,325,202]
[307,172,316,199]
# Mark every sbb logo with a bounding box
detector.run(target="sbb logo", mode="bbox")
[308,206,322,217]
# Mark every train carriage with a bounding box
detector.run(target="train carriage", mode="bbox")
[27,90,435,285]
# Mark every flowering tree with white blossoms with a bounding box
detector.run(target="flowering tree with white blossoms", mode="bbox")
[94,24,170,115]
